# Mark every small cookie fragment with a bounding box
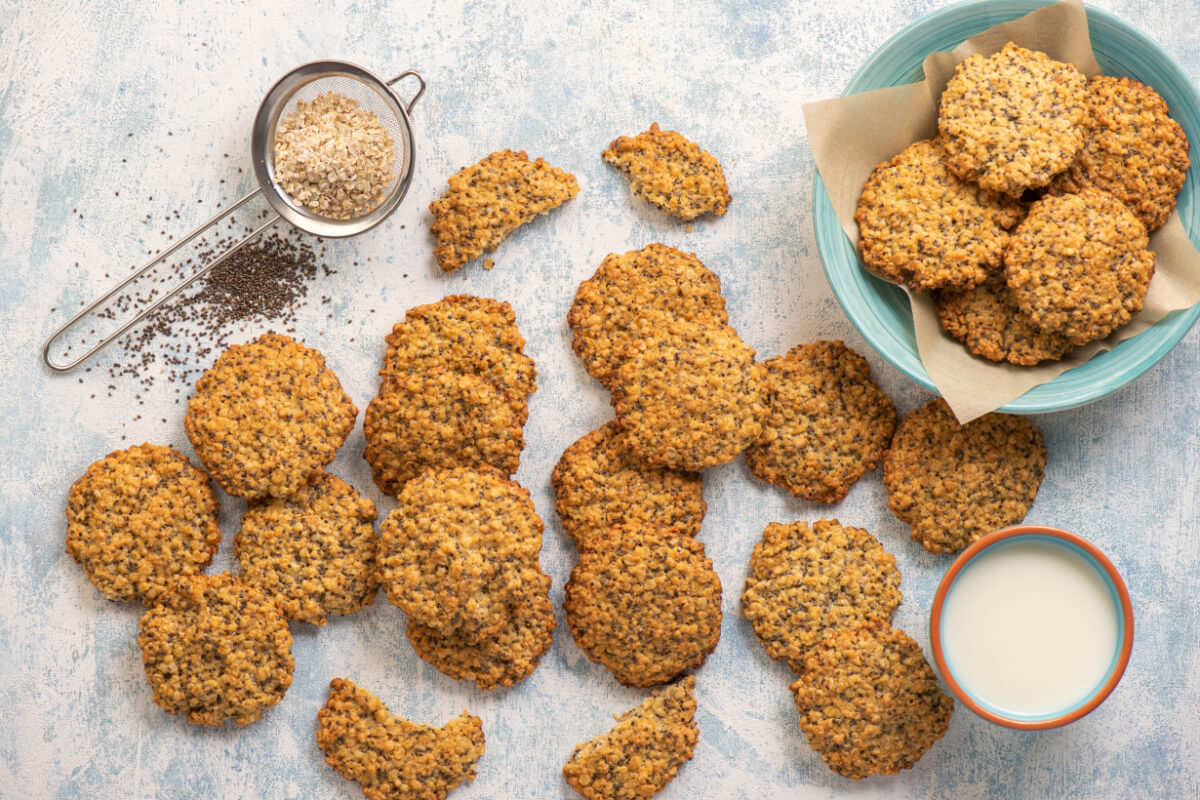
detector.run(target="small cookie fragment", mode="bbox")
[137,572,294,726]
[184,332,356,500]
[741,520,902,673]
[564,525,722,688]
[934,274,1076,365]
[562,676,699,800]
[602,122,731,221]
[744,341,896,503]
[939,43,1090,196]
[1050,75,1190,232]
[790,621,953,780]
[551,421,706,549]
[568,244,729,389]
[65,443,220,606]
[611,318,767,472]
[856,138,1023,291]
[1005,188,1155,345]
[429,149,579,272]
[316,677,485,800]
[235,474,379,625]
[882,398,1046,555]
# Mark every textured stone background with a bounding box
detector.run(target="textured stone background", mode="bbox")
[2,0,1199,797]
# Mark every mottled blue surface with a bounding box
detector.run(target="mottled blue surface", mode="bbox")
[2,0,1199,798]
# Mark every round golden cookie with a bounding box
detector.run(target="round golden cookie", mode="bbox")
[939,43,1090,196]
[610,318,767,472]
[935,273,1076,365]
[744,341,896,503]
[602,122,732,221]
[551,421,706,549]
[789,621,953,780]
[363,368,527,496]
[855,138,1024,291]
[316,677,485,800]
[378,467,544,639]
[235,473,379,626]
[381,294,537,400]
[1050,75,1190,232]
[184,332,356,500]
[564,525,722,688]
[1005,188,1155,346]
[568,244,729,389]
[882,398,1046,555]
[65,443,220,606]
[406,563,556,691]
[741,519,902,674]
[138,572,294,727]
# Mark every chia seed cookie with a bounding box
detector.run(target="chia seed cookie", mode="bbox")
[882,398,1046,555]
[934,274,1076,365]
[568,244,729,389]
[378,467,544,640]
[184,332,356,500]
[562,675,699,800]
[235,473,379,626]
[551,421,706,549]
[741,519,901,674]
[564,525,722,688]
[363,368,527,496]
[1005,188,1155,345]
[602,122,732,221]
[789,621,953,780]
[65,443,220,606]
[1050,75,1190,232]
[856,138,1024,291]
[137,572,294,726]
[429,149,579,272]
[610,318,767,472]
[744,341,896,503]
[939,43,1090,197]
[316,677,485,800]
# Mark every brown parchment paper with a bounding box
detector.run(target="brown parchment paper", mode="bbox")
[802,0,1200,421]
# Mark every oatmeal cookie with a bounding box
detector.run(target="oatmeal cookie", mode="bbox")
[744,341,896,502]
[1005,188,1155,345]
[790,621,953,780]
[316,677,485,800]
[741,519,901,673]
[1050,75,1189,232]
[184,333,356,500]
[610,318,767,472]
[235,473,378,625]
[602,122,732,221]
[562,675,699,800]
[551,421,705,549]
[564,525,722,688]
[364,368,527,496]
[429,149,579,272]
[939,43,1090,196]
[935,273,1076,365]
[568,244,729,389]
[883,398,1046,555]
[65,443,220,606]
[137,572,294,726]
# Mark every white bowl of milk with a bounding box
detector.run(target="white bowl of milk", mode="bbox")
[930,525,1134,729]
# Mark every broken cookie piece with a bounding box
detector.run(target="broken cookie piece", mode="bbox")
[603,123,731,221]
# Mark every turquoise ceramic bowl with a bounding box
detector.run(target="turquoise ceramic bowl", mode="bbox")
[813,0,1200,413]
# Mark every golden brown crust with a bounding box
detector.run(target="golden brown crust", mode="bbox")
[602,122,731,221]
[184,333,356,500]
[562,676,699,800]
[934,273,1076,365]
[429,149,579,272]
[65,443,220,606]
[137,572,294,726]
[235,473,379,625]
[744,341,896,503]
[316,677,485,800]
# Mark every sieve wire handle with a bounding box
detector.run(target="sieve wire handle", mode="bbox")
[387,70,426,114]
[42,188,280,372]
